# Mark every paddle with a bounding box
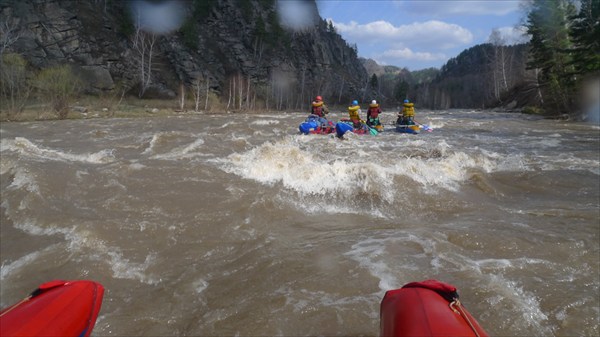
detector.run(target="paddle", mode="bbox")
[360,119,378,135]
[414,120,433,132]
[388,120,433,132]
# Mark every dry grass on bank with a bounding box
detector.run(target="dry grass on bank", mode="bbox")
[0,96,295,122]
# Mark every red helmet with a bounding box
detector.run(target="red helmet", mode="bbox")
[316,96,322,101]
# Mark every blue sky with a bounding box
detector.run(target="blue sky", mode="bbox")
[315,0,529,71]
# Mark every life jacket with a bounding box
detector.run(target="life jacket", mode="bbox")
[348,105,361,122]
[368,104,381,119]
[402,102,415,117]
[311,101,324,117]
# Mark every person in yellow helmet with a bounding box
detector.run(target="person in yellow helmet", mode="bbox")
[397,99,416,125]
[348,100,362,128]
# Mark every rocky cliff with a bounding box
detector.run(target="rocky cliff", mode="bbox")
[0,0,368,109]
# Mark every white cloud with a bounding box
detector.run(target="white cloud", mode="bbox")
[395,0,521,16]
[380,48,447,61]
[331,19,473,50]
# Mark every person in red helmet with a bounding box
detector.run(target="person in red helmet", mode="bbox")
[310,95,329,118]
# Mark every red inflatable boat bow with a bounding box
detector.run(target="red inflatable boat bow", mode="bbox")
[0,280,104,337]
[380,280,489,337]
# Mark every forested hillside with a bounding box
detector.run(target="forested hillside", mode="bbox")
[360,43,532,111]
[412,43,534,110]
[361,0,598,118]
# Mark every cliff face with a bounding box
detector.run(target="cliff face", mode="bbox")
[0,0,368,108]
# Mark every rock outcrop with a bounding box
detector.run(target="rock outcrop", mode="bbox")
[0,0,368,108]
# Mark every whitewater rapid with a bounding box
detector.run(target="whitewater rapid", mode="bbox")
[1,110,598,336]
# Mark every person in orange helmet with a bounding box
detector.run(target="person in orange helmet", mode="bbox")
[310,95,329,118]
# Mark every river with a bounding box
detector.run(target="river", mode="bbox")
[1,109,598,336]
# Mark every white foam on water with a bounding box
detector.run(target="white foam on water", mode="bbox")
[221,136,504,208]
[106,251,159,285]
[554,298,589,321]
[142,133,162,155]
[150,138,205,160]
[0,247,50,281]
[250,119,280,126]
[392,150,496,191]
[344,234,437,291]
[75,170,89,182]
[70,228,160,285]
[6,166,40,195]
[223,138,396,201]
[229,133,251,145]
[6,218,160,285]
[141,131,190,155]
[128,162,146,170]
[290,197,386,218]
[2,137,115,164]
[554,154,600,175]
[252,130,274,137]
[517,152,600,174]
[12,219,73,238]
[192,278,209,294]
[374,139,499,191]
[274,285,378,318]
[251,114,293,119]
[217,120,236,129]
[344,229,557,336]
[532,137,562,148]
[351,230,557,335]
[429,251,557,335]
[0,162,10,177]
[484,275,553,335]
[425,120,445,129]
[104,178,127,191]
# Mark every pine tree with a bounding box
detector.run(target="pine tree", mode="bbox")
[327,20,336,34]
[568,0,600,75]
[393,80,409,103]
[525,0,577,114]
[369,74,378,89]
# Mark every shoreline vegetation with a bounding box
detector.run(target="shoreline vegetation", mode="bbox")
[0,96,289,123]
[1,96,540,123]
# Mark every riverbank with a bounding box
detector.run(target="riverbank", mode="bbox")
[2,96,573,123]
[0,97,348,123]
[0,97,237,123]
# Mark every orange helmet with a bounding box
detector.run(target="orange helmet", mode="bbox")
[316,96,322,101]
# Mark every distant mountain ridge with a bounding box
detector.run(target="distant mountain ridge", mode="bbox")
[358,46,539,110]
[359,58,402,77]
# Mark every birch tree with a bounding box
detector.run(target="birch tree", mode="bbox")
[0,53,29,116]
[0,21,22,57]
[131,25,157,98]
